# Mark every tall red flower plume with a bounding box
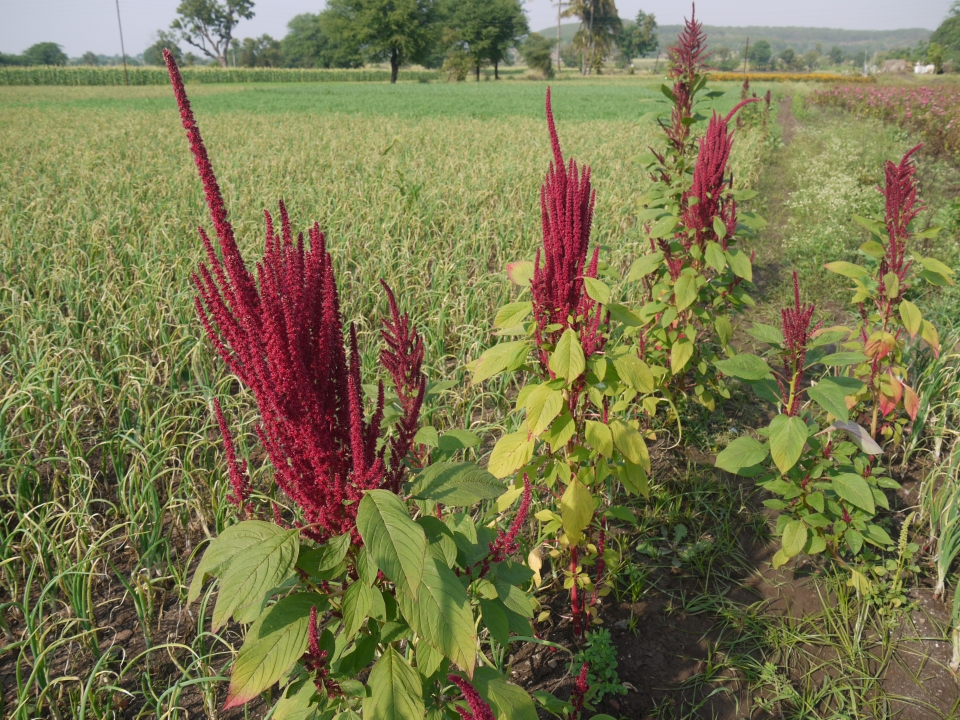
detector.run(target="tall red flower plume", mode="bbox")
[164,49,424,542]
[531,87,604,366]
[665,4,710,154]
[881,143,924,277]
[448,675,496,720]
[779,272,820,416]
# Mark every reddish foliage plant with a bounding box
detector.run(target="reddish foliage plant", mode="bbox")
[777,272,820,416]
[164,49,425,542]
[664,4,710,155]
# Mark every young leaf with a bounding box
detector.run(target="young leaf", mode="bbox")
[831,473,875,514]
[549,329,586,383]
[612,354,655,393]
[583,277,611,304]
[715,354,772,381]
[488,431,535,479]
[506,261,534,287]
[411,463,504,506]
[357,490,427,599]
[673,273,698,311]
[671,338,694,375]
[364,647,425,720]
[560,479,594,545]
[769,415,807,474]
[472,341,530,384]
[627,252,663,281]
[898,300,922,339]
[715,436,769,473]
[584,420,614,457]
[495,302,533,330]
[609,419,650,471]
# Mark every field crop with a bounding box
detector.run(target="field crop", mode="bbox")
[0,79,767,718]
[708,71,875,83]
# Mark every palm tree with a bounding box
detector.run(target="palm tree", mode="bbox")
[563,0,621,75]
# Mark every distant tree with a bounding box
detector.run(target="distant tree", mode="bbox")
[0,53,26,66]
[747,39,772,70]
[324,0,438,83]
[815,42,822,56]
[564,0,622,75]
[281,12,363,68]
[927,41,945,73]
[232,34,282,66]
[144,31,184,66]
[520,32,556,78]
[484,0,528,79]
[801,50,818,70]
[619,8,657,61]
[81,51,99,66]
[931,13,960,62]
[778,47,796,70]
[713,46,738,71]
[828,45,844,64]
[852,50,867,66]
[444,0,527,80]
[171,0,255,67]
[23,42,67,66]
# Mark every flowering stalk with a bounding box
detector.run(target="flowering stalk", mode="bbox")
[777,272,819,416]
[448,675,496,720]
[567,662,590,720]
[664,4,709,158]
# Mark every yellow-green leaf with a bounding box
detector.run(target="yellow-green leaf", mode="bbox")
[363,647,425,720]
[824,261,869,278]
[671,338,694,375]
[769,415,807,474]
[898,299,921,339]
[584,420,613,457]
[609,419,650,471]
[494,302,532,330]
[583,277,611,304]
[549,328,586,383]
[560,478,594,546]
[612,354,655,393]
[524,385,564,436]
[488,431,534,479]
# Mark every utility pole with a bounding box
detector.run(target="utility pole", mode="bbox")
[115,0,129,85]
[743,37,749,74]
[555,0,565,73]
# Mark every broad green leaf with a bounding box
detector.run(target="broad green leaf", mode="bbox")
[357,490,426,600]
[363,647,425,720]
[705,241,727,273]
[506,261,534,287]
[438,429,481,452]
[746,323,784,346]
[225,593,323,709]
[583,277,611,304]
[921,319,940,355]
[715,436,769,473]
[648,214,678,239]
[413,425,440,448]
[606,303,643,326]
[397,556,476,677]
[919,255,955,280]
[609,419,650,471]
[480,599,510,647]
[549,328,586,383]
[715,354,772,381]
[820,351,869,367]
[781,520,807,559]
[807,377,864,421]
[541,412,575,453]
[859,240,885,258]
[671,338,694,375]
[411,462,503,505]
[471,667,539,720]
[189,520,281,604]
[524,384,564,436]
[715,315,733,346]
[472,342,530,384]
[823,261,869,278]
[852,214,884,236]
[494,302,532,330]
[898,299,922,339]
[724,248,752,281]
[832,473,875,514]
[864,524,894,547]
[213,524,300,630]
[584,421,613,457]
[560,478,593,545]
[627,252,663,281]
[488,431,535,479]
[883,272,899,299]
[769,415,807,474]
[673,273,698,311]
[612,354,655,393]
[272,677,320,720]
[712,216,728,241]
[416,638,444,678]
[341,580,373,641]
[619,460,649,498]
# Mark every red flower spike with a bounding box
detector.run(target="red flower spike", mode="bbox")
[212,398,251,513]
[532,88,604,365]
[448,675,496,720]
[881,144,924,277]
[165,49,423,542]
[665,4,710,154]
[489,474,532,563]
[568,662,590,720]
[780,272,821,416]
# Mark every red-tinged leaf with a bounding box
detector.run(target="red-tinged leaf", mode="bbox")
[903,384,919,421]
[506,261,535,287]
[879,392,897,417]
[865,332,895,360]
[885,370,903,405]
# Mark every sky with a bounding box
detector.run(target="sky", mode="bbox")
[0,0,953,58]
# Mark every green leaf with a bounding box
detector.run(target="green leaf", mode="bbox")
[712,216,728,241]
[413,426,439,448]
[506,261,534,287]
[524,384,564,436]
[715,315,733,346]
[416,638,444,678]
[560,478,594,545]
[471,667,540,720]
[627,252,663,281]
[411,462,504,505]
[859,240,885,258]
[852,214,884,236]
[438,429,481,452]
[832,473,875,514]
[619,460,649,498]
[781,520,807,559]
[649,214,678,239]
[583,277,611,304]
[769,415,808,474]
[898,299,922,339]
[807,377,863,421]
[671,338,694,375]
[863,524,894,547]
[820,351,869,367]
[189,520,282,604]
[549,328,586,383]
[609,419,650,471]
[341,580,374,641]
[225,593,322,709]
[919,255,955,280]
[480,599,511,647]
[488,431,535,479]
[673,273,698,311]
[824,261,869,278]
[715,354,772,381]
[272,677,320,720]
[494,302,532,330]
[213,524,300,630]
[363,647,425,720]
[715,436,769,473]
[357,490,426,600]
[541,412,575,453]
[612,354,655,393]
[724,248,752,282]
[472,342,530,384]
[746,323,784,346]
[397,556,476,677]
[606,303,643,326]
[584,421,613,457]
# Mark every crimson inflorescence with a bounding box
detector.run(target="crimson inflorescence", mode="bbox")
[488,474,532,563]
[448,675,496,720]
[880,143,924,283]
[531,87,604,367]
[568,662,590,720]
[665,4,709,155]
[779,272,820,416]
[164,49,425,543]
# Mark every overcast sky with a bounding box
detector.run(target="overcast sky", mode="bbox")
[0,0,953,58]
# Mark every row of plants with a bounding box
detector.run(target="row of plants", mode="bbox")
[811,84,960,159]
[0,65,440,86]
[708,71,876,83]
[163,6,956,717]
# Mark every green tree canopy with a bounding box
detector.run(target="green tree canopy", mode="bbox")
[80,52,99,66]
[619,8,657,61]
[520,32,556,78]
[144,31,184,66]
[324,0,438,83]
[931,13,960,61]
[232,34,282,66]
[281,12,363,68]
[747,39,772,70]
[23,42,67,66]
[564,0,622,75]
[443,0,527,79]
[171,0,255,67]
